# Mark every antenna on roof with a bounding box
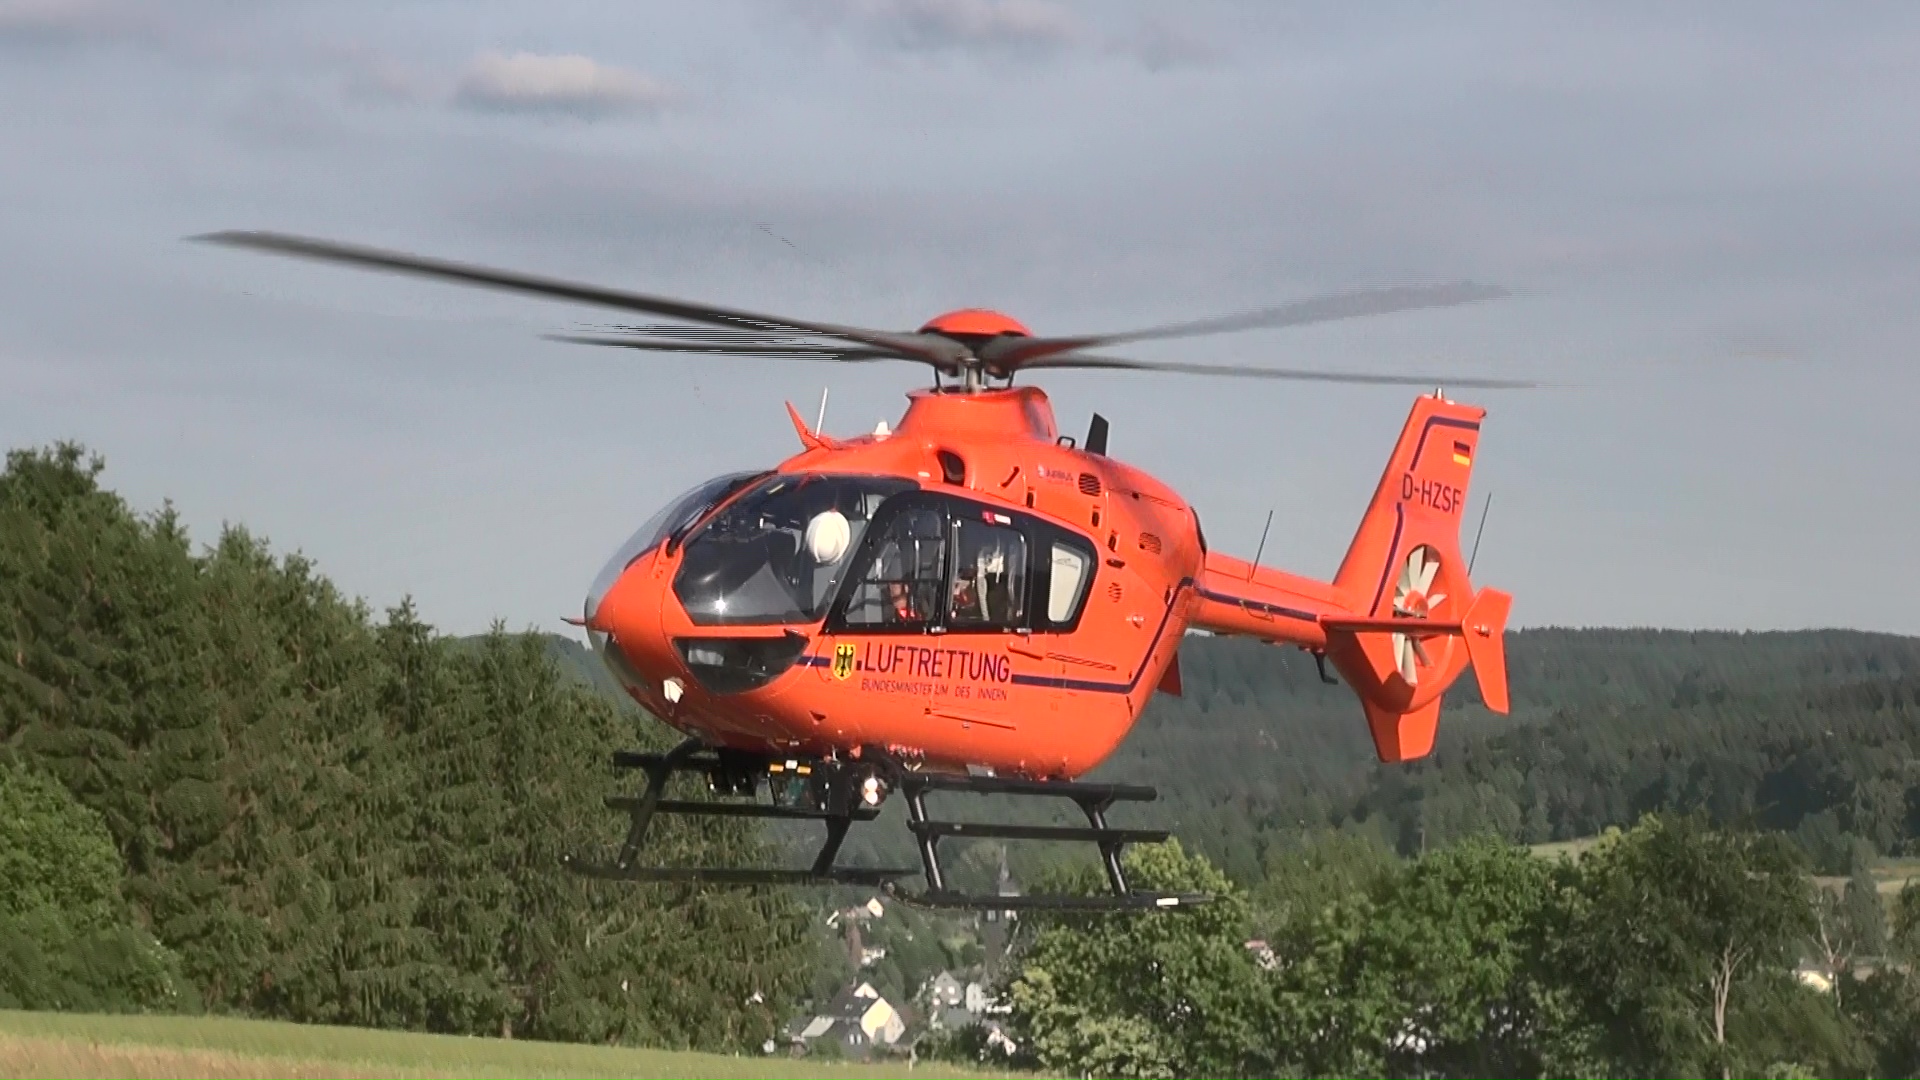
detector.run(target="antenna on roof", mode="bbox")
[1468,491,1494,575]
[816,388,830,434]
[1249,509,1274,581]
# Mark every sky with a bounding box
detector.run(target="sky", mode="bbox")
[2,0,1916,639]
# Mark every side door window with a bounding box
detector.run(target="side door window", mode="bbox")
[838,505,949,631]
[946,511,1030,632]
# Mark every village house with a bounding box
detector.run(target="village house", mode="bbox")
[785,981,907,1059]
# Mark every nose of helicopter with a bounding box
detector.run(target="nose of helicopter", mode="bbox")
[582,553,677,702]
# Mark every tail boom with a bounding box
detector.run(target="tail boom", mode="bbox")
[1190,555,1342,650]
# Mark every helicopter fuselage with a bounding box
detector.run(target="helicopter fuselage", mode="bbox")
[584,385,1203,780]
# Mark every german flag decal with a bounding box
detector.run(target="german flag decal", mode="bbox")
[1452,440,1473,467]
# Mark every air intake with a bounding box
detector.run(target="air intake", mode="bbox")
[1138,533,1162,554]
[1078,473,1102,496]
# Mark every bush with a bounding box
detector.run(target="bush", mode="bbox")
[0,761,192,1012]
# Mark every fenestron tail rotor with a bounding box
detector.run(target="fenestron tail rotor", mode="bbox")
[190,229,1536,391]
[1391,545,1448,685]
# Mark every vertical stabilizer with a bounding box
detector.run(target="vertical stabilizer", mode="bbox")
[1323,393,1511,762]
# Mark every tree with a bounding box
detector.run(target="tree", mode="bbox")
[1249,825,1398,939]
[1841,881,1920,1077]
[1260,835,1605,1078]
[1554,814,1815,1078]
[1891,880,1920,964]
[1809,864,1886,1010]
[1355,838,1572,1077]
[1001,841,1266,1078]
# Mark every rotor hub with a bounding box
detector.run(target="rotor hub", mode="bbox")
[917,308,1031,339]
[917,310,1033,392]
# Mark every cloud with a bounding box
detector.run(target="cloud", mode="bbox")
[820,0,1082,56]
[1106,18,1221,71]
[805,1,1216,70]
[453,51,675,119]
[0,0,150,44]
[342,54,429,105]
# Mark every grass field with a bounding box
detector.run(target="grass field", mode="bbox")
[0,1010,1018,1079]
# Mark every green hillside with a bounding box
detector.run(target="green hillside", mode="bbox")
[1096,628,1920,878]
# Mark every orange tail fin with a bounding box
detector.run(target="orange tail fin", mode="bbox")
[1321,393,1512,761]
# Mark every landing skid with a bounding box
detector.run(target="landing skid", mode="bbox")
[561,737,1210,913]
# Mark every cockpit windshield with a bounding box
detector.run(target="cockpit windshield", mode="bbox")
[585,469,766,624]
[673,473,917,626]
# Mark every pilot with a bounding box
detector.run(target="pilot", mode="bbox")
[871,533,924,624]
[878,509,946,624]
[888,579,919,623]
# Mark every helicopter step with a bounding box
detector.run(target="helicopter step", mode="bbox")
[561,737,1210,913]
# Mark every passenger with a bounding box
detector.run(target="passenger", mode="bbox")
[950,567,983,623]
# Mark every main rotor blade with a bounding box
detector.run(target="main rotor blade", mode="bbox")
[190,230,963,367]
[980,282,1507,368]
[546,333,919,367]
[1016,351,1539,389]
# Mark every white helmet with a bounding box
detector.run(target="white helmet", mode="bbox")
[804,510,852,564]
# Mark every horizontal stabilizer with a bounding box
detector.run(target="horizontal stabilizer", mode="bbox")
[1319,615,1465,638]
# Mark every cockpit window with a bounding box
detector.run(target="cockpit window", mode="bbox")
[585,469,766,623]
[673,473,917,626]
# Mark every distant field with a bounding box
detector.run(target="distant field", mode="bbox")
[1529,838,1920,897]
[0,1011,1015,1080]
[1527,836,1603,862]
[1863,858,1920,896]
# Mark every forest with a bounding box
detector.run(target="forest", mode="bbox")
[5,439,1920,1077]
[1092,626,1920,881]
[0,443,814,1047]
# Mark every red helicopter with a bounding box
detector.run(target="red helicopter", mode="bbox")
[196,230,1529,912]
